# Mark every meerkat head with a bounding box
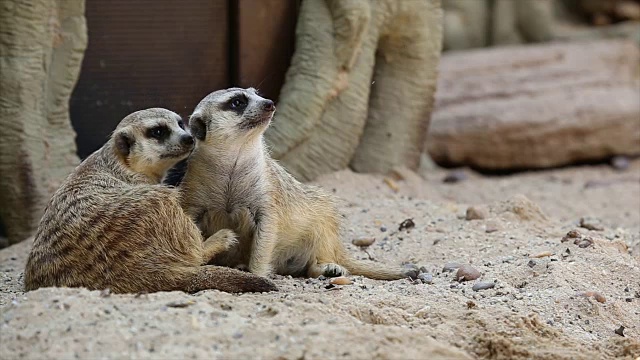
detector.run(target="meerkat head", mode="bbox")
[188,87,276,145]
[111,108,194,181]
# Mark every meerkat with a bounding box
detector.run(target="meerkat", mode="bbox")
[179,88,418,280]
[24,108,277,294]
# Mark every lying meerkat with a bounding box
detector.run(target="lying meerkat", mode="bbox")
[24,108,277,294]
[180,88,417,280]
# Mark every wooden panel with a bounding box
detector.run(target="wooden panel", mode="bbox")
[70,0,229,158]
[234,0,299,101]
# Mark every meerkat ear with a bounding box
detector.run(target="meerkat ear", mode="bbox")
[189,116,206,141]
[114,131,135,157]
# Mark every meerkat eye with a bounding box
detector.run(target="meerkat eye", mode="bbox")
[177,120,185,129]
[148,125,169,140]
[229,95,248,110]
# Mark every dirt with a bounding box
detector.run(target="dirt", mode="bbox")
[1,160,639,359]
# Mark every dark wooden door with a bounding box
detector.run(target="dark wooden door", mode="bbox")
[70,0,298,158]
[70,0,230,158]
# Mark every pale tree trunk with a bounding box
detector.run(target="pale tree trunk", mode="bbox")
[0,0,86,245]
[266,0,442,181]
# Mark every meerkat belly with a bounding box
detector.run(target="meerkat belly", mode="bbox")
[200,202,258,267]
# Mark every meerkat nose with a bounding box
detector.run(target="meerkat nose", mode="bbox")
[181,134,194,146]
[262,100,276,112]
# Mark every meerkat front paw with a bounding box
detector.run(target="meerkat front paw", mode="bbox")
[213,229,239,251]
[320,263,348,278]
[202,229,239,263]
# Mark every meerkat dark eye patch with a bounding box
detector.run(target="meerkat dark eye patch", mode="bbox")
[177,119,185,130]
[223,94,248,114]
[147,125,170,141]
[189,116,206,141]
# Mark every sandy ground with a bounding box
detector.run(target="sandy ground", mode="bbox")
[1,159,639,359]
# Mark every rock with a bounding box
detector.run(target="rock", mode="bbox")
[330,277,352,285]
[443,170,467,183]
[352,238,375,247]
[610,156,631,171]
[442,262,462,272]
[427,40,640,171]
[579,217,604,231]
[527,260,537,268]
[398,219,415,231]
[531,251,553,258]
[485,222,499,233]
[576,238,594,248]
[456,265,481,282]
[614,325,626,337]
[465,206,488,221]
[380,225,387,232]
[562,230,582,242]
[417,273,433,284]
[472,281,495,291]
[577,291,606,303]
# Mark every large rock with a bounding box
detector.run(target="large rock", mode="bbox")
[427,40,640,170]
[0,0,86,244]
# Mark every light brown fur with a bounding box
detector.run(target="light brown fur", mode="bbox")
[24,108,277,294]
[180,88,417,280]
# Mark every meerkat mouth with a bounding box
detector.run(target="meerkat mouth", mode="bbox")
[239,114,273,130]
[160,146,194,159]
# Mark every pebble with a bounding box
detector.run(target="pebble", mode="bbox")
[531,251,553,258]
[417,273,433,284]
[443,170,467,183]
[330,277,352,285]
[579,217,604,231]
[380,225,387,232]
[398,218,415,231]
[614,325,625,337]
[485,222,499,233]
[166,300,196,308]
[352,238,375,247]
[383,177,399,192]
[456,265,481,282]
[527,260,536,268]
[442,262,462,272]
[577,238,593,248]
[577,291,606,303]
[561,230,582,242]
[465,206,488,221]
[610,156,630,171]
[472,281,495,291]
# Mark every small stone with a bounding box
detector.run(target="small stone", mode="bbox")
[166,300,196,308]
[465,206,488,221]
[380,225,387,232]
[443,170,467,183]
[531,251,553,258]
[577,238,594,248]
[610,156,630,171]
[562,230,582,242]
[577,291,606,303]
[398,218,415,231]
[614,325,625,337]
[527,260,536,268]
[442,262,462,272]
[417,273,433,284]
[472,281,495,291]
[100,288,111,298]
[352,238,375,247]
[456,265,481,282]
[485,222,499,233]
[579,217,604,231]
[383,177,400,192]
[330,277,352,285]
[625,298,633,302]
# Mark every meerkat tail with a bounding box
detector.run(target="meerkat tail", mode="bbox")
[339,257,415,281]
[184,265,278,293]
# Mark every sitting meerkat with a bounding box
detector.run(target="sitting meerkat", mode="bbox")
[24,108,277,294]
[180,88,417,280]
